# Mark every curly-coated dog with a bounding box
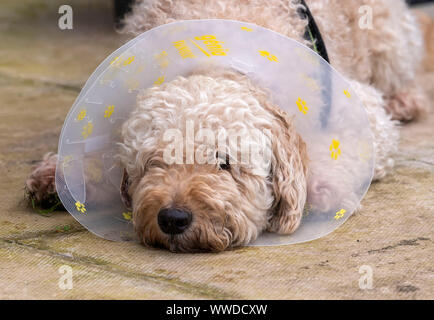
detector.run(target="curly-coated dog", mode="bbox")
[26,0,426,252]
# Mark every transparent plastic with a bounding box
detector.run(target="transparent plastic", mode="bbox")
[55,19,374,245]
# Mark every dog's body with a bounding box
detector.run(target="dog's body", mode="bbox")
[123,0,427,121]
[26,0,426,252]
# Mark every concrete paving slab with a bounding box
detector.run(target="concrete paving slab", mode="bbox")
[0,0,126,87]
[0,0,432,300]
[0,241,205,299]
[0,76,82,239]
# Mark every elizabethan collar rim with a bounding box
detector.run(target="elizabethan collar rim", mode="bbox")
[55,19,375,246]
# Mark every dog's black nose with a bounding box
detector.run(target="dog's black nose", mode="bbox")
[158,208,192,234]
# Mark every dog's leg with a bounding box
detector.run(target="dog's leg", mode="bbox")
[364,0,426,122]
[350,80,400,181]
[385,85,428,122]
[25,153,60,209]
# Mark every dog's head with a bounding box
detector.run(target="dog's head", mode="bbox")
[119,71,308,252]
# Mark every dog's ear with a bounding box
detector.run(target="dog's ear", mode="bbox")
[120,168,132,211]
[266,107,309,234]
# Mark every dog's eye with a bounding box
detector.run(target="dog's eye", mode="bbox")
[217,153,230,171]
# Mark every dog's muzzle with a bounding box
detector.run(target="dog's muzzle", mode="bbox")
[158,208,192,234]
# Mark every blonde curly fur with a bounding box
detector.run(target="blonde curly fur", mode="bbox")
[118,70,308,251]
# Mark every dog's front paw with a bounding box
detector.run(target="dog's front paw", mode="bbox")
[386,87,428,122]
[25,152,59,209]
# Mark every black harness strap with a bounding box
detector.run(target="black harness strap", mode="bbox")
[297,0,332,129]
[298,0,330,63]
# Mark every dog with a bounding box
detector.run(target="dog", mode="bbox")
[27,0,425,252]
[26,67,397,252]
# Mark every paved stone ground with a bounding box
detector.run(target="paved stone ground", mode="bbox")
[0,0,432,299]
